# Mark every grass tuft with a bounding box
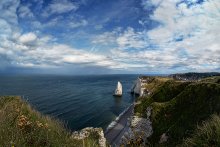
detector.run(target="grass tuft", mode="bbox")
[181,114,220,146]
[0,96,101,147]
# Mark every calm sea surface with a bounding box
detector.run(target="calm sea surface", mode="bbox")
[0,74,138,131]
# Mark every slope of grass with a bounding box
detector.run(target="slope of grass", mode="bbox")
[143,77,171,95]
[0,96,101,147]
[181,114,220,146]
[135,79,190,117]
[199,76,220,84]
[150,80,190,102]
[150,82,220,145]
[134,76,220,146]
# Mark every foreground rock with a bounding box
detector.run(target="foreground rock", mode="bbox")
[72,127,106,147]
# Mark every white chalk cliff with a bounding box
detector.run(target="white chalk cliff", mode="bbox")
[131,78,144,96]
[114,81,122,96]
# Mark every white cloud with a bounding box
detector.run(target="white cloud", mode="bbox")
[141,0,153,10]
[18,5,34,18]
[0,0,219,73]
[108,0,220,72]
[92,27,147,49]
[0,19,13,38]
[35,15,88,30]
[69,19,88,28]
[1,31,122,69]
[110,48,182,71]
[42,0,79,17]
[19,32,37,44]
[116,27,147,49]
[146,0,220,70]
[92,30,118,45]
[11,42,123,69]
[0,0,20,25]
[0,0,124,71]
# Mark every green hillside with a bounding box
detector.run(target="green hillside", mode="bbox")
[182,114,220,146]
[0,96,102,147]
[134,76,220,146]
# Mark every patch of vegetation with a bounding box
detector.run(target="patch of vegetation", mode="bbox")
[199,76,220,84]
[134,76,220,146]
[0,96,101,147]
[143,77,171,94]
[181,114,220,147]
[170,72,220,81]
[150,80,190,102]
[135,78,190,117]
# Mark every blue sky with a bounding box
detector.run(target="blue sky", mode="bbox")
[0,0,219,74]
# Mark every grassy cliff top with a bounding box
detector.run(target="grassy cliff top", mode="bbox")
[134,76,220,146]
[0,96,102,147]
[182,114,220,146]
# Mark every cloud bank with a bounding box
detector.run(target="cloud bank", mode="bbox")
[0,0,219,74]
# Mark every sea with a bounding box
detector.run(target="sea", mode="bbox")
[0,74,138,131]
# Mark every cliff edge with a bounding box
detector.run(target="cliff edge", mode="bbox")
[124,75,220,146]
[0,96,106,147]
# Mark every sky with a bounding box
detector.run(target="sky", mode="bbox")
[0,0,219,74]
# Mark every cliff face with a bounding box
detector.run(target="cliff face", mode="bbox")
[72,127,106,147]
[0,96,106,147]
[131,78,147,96]
[132,75,220,146]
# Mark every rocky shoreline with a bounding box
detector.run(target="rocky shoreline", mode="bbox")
[72,127,106,147]
[104,104,134,146]
[105,104,134,134]
[104,77,153,146]
[119,106,153,146]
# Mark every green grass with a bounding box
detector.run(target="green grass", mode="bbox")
[199,76,220,84]
[150,80,191,102]
[134,79,190,117]
[134,76,220,146]
[0,96,101,147]
[150,82,220,145]
[143,77,171,95]
[181,114,220,146]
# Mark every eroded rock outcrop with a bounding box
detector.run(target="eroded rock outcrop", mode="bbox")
[72,127,106,147]
[131,78,145,96]
[120,107,153,146]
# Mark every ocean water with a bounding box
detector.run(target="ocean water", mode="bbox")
[0,74,137,131]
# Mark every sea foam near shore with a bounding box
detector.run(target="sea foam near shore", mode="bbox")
[105,104,133,133]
